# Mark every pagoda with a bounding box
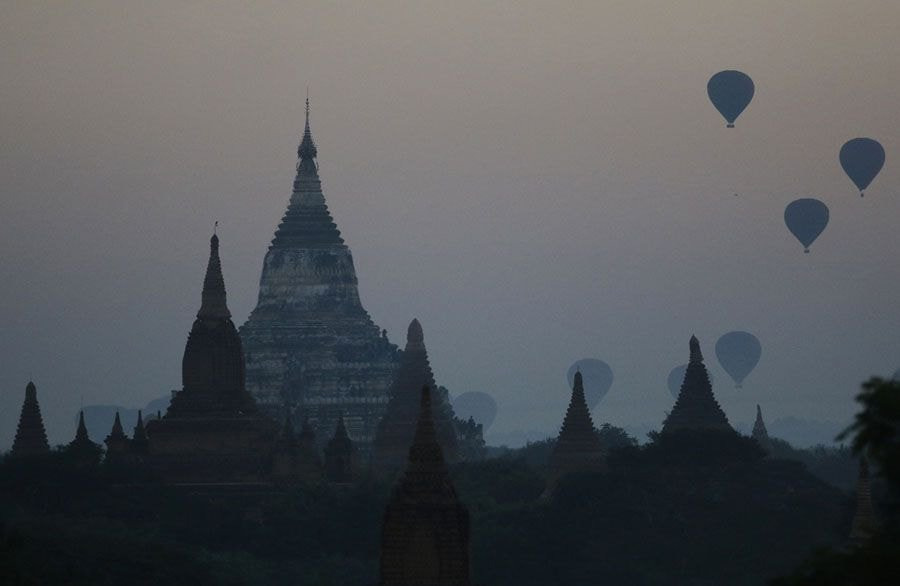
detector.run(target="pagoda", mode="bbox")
[145,233,278,482]
[65,411,103,465]
[104,412,130,461]
[662,336,733,434]
[848,457,879,547]
[378,386,471,586]
[372,319,458,477]
[548,371,606,485]
[10,381,51,457]
[240,99,398,447]
[751,404,771,451]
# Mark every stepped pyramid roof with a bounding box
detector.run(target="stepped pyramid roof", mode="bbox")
[662,336,733,434]
[549,371,606,479]
[11,381,50,457]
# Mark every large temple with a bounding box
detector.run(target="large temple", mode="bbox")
[662,336,733,434]
[379,386,471,586]
[373,319,459,476]
[239,100,399,447]
[145,233,279,482]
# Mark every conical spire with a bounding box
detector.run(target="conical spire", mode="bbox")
[849,457,879,546]
[405,385,449,479]
[297,95,318,164]
[107,412,127,441]
[548,371,606,480]
[131,410,149,453]
[73,410,91,444]
[67,410,102,464]
[752,404,771,449]
[197,232,231,320]
[662,336,733,434]
[10,381,50,457]
[407,318,425,350]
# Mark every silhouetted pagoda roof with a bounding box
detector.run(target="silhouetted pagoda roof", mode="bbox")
[167,232,258,418]
[662,336,733,434]
[131,410,149,453]
[106,412,127,441]
[270,98,344,249]
[549,371,605,478]
[67,410,102,461]
[11,381,50,457]
[373,319,459,473]
[849,457,879,547]
[751,404,771,449]
[379,386,471,585]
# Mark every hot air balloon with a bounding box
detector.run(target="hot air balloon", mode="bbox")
[715,331,762,388]
[667,364,714,398]
[784,198,829,253]
[566,359,613,410]
[840,138,885,197]
[451,392,498,431]
[707,70,755,128]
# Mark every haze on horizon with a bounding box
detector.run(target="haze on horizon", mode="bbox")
[2,1,899,448]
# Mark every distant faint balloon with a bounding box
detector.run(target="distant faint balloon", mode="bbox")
[715,331,762,388]
[840,138,885,196]
[566,359,613,409]
[707,70,755,128]
[452,392,498,431]
[784,198,829,253]
[667,364,714,398]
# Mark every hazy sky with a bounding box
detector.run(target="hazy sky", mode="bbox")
[2,1,899,448]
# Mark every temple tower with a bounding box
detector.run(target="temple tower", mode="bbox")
[548,371,606,484]
[372,319,458,477]
[240,100,399,447]
[65,411,102,465]
[751,404,771,451]
[131,411,149,455]
[10,381,50,457]
[379,386,471,586]
[848,457,879,547]
[662,336,733,434]
[104,412,130,461]
[145,233,277,482]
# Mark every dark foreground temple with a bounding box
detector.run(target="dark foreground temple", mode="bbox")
[379,386,471,586]
[663,336,733,434]
[145,233,280,482]
[240,101,398,447]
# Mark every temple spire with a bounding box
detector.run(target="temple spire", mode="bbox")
[548,371,606,484]
[662,336,733,434]
[10,381,51,457]
[752,404,771,450]
[297,95,318,165]
[197,232,231,320]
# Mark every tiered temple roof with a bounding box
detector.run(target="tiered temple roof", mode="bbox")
[10,381,50,457]
[104,412,130,457]
[379,386,471,586]
[372,319,458,476]
[662,336,733,434]
[848,457,879,547]
[239,100,399,447]
[548,371,606,482]
[751,404,771,450]
[66,411,102,463]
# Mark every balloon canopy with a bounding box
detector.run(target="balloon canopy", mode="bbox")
[715,331,762,388]
[451,392,498,431]
[566,359,614,410]
[840,138,885,196]
[707,70,755,128]
[667,364,714,398]
[784,198,829,253]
